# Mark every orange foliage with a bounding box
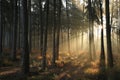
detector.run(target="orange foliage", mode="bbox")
[36,55,42,60]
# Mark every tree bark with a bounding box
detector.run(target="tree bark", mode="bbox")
[20,0,30,74]
[42,0,49,70]
[0,0,3,65]
[88,0,93,60]
[99,0,105,70]
[56,0,62,60]
[52,0,57,67]
[28,0,32,52]
[11,0,18,61]
[39,0,43,56]
[105,0,113,68]
[66,0,70,54]
[17,0,21,49]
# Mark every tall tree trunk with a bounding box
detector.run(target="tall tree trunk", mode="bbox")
[105,0,113,68]
[88,0,93,60]
[11,0,18,61]
[20,0,30,74]
[56,0,62,60]
[2,18,5,48]
[110,0,113,25]
[28,0,32,52]
[17,0,21,49]
[39,0,43,56]
[9,0,14,51]
[81,2,85,50]
[99,1,106,79]
[52,0,57,66]
[66,0,70,54]
[42,0,49,70]
[0,0,3,65]
[99,0,105,69]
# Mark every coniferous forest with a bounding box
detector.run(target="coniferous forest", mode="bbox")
[0,0,120,80]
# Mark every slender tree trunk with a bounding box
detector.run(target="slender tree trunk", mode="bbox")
[81,31,84,49]
[81,2,85,50]
[4,24,7,47]
[17,0,21,49]
[9,0,14,51]
[39,0,43,56]
[38,22,40,49]
[110,0,113,25]
[76,32,78,51]
[0,0,3,65]
[99,0,106,76]
[56,0,62,60]
[2,19,5,48]
[11,0,18,61]
[8,25,11,48]
[118,0,120,52]
[61,29,64,48]
[52,0,57,66]
[99,0,105,69]
[42,0,49,70]
[34,26,35,49]
[28,0,32,52]
[21,0,30,74]
[66,0,70,54]
[88,0,93,60]
[67,28,70,53]
[105,0,113,68]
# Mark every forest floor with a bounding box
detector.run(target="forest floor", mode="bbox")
[0,49,120,80]
[0,51,100,80]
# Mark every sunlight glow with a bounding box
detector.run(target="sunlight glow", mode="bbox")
[84,61,99,74]
[42,1,46,8]
[84,68,99,74]
[62,0,66,8]
[72,0,84,11]
[80,0,83,4]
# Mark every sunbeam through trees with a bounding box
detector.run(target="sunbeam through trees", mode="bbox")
[0,0,120,80]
